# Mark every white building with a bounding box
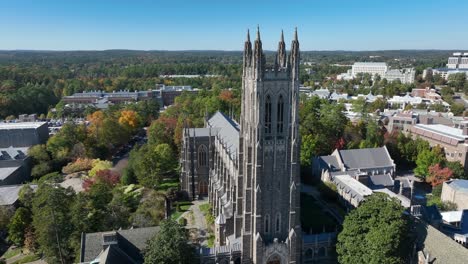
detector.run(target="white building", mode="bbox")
[337,62,415,84]
[423,52,468,80]
[352,62,388,77]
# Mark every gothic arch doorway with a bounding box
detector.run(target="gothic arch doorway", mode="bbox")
[198,180,208,196]
[266,255,281,264]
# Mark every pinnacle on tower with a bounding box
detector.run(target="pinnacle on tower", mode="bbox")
[256,25,261,41]
[277,29,287,68]
[246,29,250,42]
[294,27,298,41]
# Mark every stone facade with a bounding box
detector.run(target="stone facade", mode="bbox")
[441,179,468,210]
[181,28,307,264]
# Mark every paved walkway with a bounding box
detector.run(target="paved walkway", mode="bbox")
[182,199,210,245]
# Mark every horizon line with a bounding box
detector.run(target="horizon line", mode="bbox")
[0,48,465,53]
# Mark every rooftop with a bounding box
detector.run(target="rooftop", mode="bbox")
[81,226,160,263]
[0,122,47,130]
[334,174,373,198]
[0,166,21,181]
[446,179,468,193]
[441,211,463,223]
[353,62,387,67]
[337,146,394,170]
[414,124,468,141]
[208,111,239,159]
[0,184,37,206]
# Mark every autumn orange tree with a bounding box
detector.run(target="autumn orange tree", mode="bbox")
[427,164,453,187]
[118,110,141,132]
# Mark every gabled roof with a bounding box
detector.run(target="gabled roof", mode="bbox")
[368,174,394,189]
[80,226,160,263]
[0,147,29,161]
[316,155,340,172]
[0,184,38,206]
[337,146,394,170]
[208,111,239,159]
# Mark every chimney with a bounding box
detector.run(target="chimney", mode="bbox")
[463,127,468,136]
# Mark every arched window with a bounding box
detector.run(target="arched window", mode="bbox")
[265,95,272,134]
[277,95,284,134]
[265,214,270,233]
[275,213,281,232]
[198,145,208,167]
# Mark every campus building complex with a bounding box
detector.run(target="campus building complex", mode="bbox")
[181,29,335,264]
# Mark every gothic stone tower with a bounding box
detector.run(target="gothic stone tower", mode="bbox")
[236,28,301,264]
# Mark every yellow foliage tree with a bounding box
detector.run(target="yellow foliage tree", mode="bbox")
[119,110,140,130]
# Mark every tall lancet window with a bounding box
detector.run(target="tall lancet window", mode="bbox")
[265,95,272,134]
[277,95,284,134]
[198,145,208,167]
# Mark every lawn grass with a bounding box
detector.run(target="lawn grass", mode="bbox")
[199,203,211,214]
[157,178,180,191]
[170,201,192,220]
[171,211,184,220]
[2,247,21,259]
[301,193,338,233]
[11,254,40,264]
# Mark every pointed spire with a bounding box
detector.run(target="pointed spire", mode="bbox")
[277,29,287,68]
[243,29,253,69]
[294,27,298,41]
[256,25,260,41]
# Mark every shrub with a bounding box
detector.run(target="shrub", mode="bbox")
[178,217,187,226]
[61,158,94,174]
[88,159,113,177]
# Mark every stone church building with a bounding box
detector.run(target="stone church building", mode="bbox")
[181,28,334,264]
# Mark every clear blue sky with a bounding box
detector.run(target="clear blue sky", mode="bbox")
[1,0,467,51]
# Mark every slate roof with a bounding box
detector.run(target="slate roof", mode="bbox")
[208,111,239,159]
[368,174,394,189]
[0,166,21,181]
[415,220,468,263]
[0,147,29,161]
[186,127,215,137]
[92,244,138,264]
[446,179,468,193]
[80,226,160,263]
[333,174,373,202]
[0,184,37,206]
[316,155,340,172]
[0,122,46,129]
[337,146,394,170]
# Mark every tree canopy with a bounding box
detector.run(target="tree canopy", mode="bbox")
[337,193,411,264]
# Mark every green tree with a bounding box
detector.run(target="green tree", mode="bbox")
[8,207,32,246]
[0,206,14,231]
[446,161,466,179]
[129,144,178,188]
[450,102,465,116]
[360,120,384,148]
[144,220,196,264]
[414,147,444,178]
[337,193,410,264]
[32,184,76,263]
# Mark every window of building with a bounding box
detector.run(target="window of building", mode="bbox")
[198,145,208,167]
[265,95,272,134]
[277,95,284,134]
[275,213,281,233]
[265,214,270,233]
